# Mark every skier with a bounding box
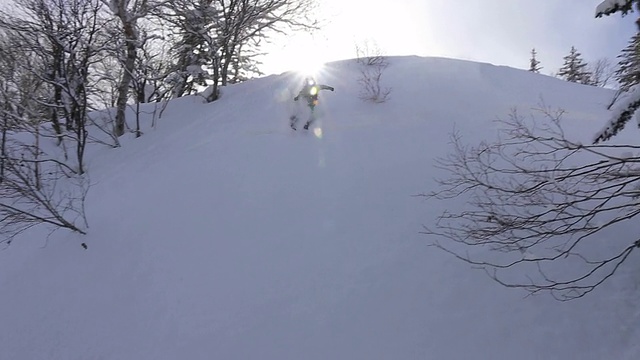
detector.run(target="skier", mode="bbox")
[291,77,334,130]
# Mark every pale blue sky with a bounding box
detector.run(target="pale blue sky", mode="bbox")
[261,0,639,76]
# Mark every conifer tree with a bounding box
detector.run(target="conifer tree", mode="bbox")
[558,46,591,84]
[529,48,542,73]
[596,0,639,17]
[594,0,640,142]
[614,32,640,91]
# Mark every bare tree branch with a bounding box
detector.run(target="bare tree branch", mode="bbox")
[355,40,391,103]
[421,105,639,300]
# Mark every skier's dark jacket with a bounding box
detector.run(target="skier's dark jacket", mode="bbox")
[294,79,334,107]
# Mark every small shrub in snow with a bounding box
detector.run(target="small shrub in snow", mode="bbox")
[355,40,391,103]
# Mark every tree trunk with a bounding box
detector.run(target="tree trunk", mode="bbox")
[34,123,40,190]
[51,78,64,145]
[135,99,141,138]
[50,44,64,145]
[114,20,138,137]
[206,59,220,102]
[137,78,146,103]
[0,114,6,184]
[221,50,233,86]
[75,117,87,175]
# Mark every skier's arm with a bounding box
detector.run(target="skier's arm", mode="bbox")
[293,88,304,101]
[319,85,334,91]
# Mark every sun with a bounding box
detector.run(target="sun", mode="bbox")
[260,30,334,76]
[283,38,328,78]
[293,55,326,78]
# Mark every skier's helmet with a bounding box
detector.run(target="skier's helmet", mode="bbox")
[305,77,316,86]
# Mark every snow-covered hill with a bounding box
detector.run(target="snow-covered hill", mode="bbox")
[1,56,638,359]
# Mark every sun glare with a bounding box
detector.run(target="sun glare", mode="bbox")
[288,45,327,78]
[295,58,325,78]
[263,30,332,76]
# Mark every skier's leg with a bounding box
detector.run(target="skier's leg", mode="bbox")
[304,106,315,130]
[290,99,303,129]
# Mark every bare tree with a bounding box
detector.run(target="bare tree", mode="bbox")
[2,0,68,142]
[101,0,166,137]
[0,134,89,246]
[227,44,264,84]
[159,0,317,102]
[127,38,172,137]
[0,64,89,247]
[588,57,615,88]
[421,1,640,299]
[0,1,94,246]
[133,37,173,104]
[215,0,316,86]
[423,106,639,300]
[0,33,18,184]
[355,39,385,66]
[357,62,391,103]
[0,0,108,174]
[355,40,391,103]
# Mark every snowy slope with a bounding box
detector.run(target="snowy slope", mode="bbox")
[1,56,638,360]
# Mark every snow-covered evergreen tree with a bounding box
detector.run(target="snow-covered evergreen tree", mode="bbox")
[595,0,639,17]
[558,46,591,84]
[529,48,542,73]
[161,0,219,100]
[594,0,640,142]
[614,32,640,91]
